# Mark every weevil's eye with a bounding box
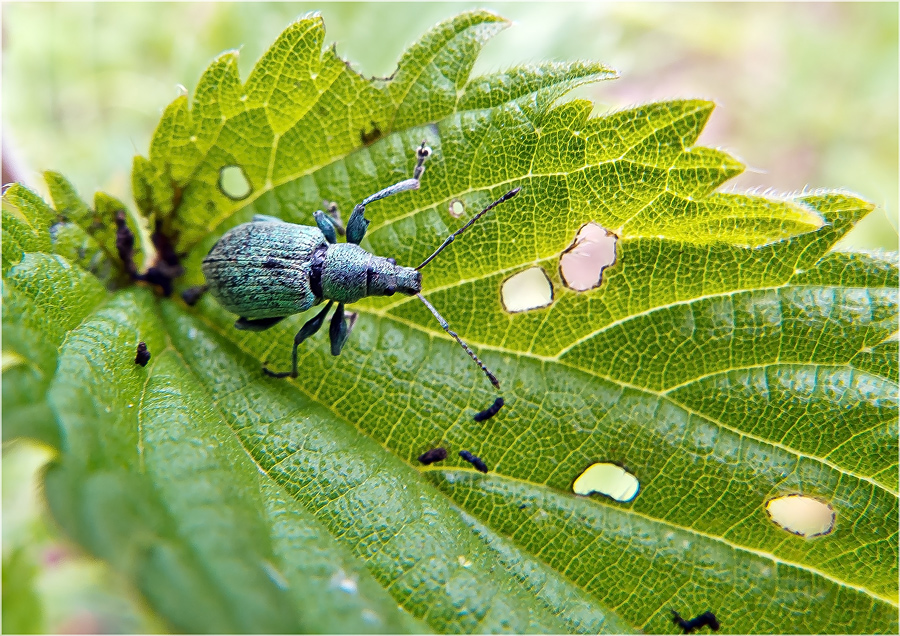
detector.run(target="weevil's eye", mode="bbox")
[387,257,396,265]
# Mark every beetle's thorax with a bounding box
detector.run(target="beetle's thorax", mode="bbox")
[314,243,421,305]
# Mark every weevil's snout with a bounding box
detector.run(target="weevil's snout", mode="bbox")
[368,258,421,297]
[395,267,422,296]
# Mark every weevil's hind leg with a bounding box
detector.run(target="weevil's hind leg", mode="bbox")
[346,142,431,244]
[235,315,286,331]
[329,303,352,356]
[262,301,333,378]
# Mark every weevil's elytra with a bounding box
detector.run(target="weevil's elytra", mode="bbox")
[200,142,521,415]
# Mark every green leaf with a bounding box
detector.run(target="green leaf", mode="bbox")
[4,10,897,634]
[2,548,43,633]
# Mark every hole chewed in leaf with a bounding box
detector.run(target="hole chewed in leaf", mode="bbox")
[572,462,640,502]
[218,165,252,200]
[559,222,618,291]
[449,198,465,218]
[360,121,382,146]
[501,267,554,313]
[765,494,835,537]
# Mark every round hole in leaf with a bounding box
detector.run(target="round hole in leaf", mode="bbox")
[559,222,618,292]
[572,462,640,502]
[501,266,553,312]
[449,198,465,218]
[218,165,252,200]
[765,494,835,537]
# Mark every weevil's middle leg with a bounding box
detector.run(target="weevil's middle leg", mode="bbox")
[346,142,431,244]
[329,303,352,356]
[263,301,333,378]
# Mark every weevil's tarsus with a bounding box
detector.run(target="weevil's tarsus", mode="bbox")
[413,141,431,178]
[181,285,208,306]
[263,301,334,379]
[416,187,521,271]
[416,293,500,390]
[329,302,351,356]
[346,141,431,245]
[474,397,504,422]
[235,315,286,332]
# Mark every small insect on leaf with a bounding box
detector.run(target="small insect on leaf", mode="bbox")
[417,447,448,465]
[459,450,488,473]
[671,610,720,634]
[473,397,504,422]
[135,342,151,367]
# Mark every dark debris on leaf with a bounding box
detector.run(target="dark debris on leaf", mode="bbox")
[135,342,151,367]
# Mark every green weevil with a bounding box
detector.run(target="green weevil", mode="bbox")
[199,142,520,416]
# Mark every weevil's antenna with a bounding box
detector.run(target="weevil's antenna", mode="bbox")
[416,293,500,390]
[416,187,521,271]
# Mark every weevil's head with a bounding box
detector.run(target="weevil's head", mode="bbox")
[368,256,421,297]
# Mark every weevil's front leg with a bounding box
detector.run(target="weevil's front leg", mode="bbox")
[314,210,338,244]
[346,142,431,244]
[329,303,352,356]
[263,301,333,378]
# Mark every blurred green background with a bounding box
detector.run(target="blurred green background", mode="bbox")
[2,3,897,633]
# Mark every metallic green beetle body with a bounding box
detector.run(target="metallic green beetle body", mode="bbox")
[202,220,321,319]
[196,142,517,405]
[202,217,420,319]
